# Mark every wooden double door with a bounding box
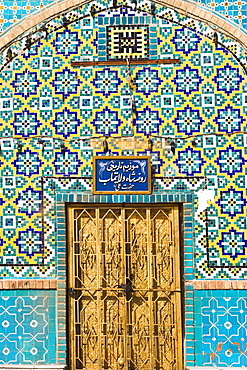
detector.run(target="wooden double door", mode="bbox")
[67,205,183,370]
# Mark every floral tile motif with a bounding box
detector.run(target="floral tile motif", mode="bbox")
[217,229,247,260]
[10,69,42,99]
[52,29,83,58]
[92,68,122,98]
[134,67,162,97]
[214,105,245,133]
[175,106,204,135]
[173,65,203,96]
[54,151,82,176]
[51,67,81,100]
[213,64,244,95]
[217,188,247,217]
[16,227,43,260]
[51,108,81,139]
[134,107,162,134]
[15,187,42,216]
[13,108,41,137]
[91,107,123,135]
[174,148,206,176]
[13,149,43,177]
[171,28,202,55]
[216,145,245,175]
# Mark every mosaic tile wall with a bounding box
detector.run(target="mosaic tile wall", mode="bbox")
[0,290,56,364]
[0,2,247,367]
[0,3,247,280]
[0,0,246,34]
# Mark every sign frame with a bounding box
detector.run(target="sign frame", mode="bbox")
[92,156,152,194]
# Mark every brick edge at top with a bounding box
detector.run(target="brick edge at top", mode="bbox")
[0,279,58,289]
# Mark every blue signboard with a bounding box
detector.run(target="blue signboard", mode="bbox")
[93,156,151,194]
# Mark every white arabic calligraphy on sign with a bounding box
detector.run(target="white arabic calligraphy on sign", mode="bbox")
[93,156,151,194]
[98,160,147,191]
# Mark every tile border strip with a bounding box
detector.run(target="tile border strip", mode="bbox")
[190,279,247,289]
[0,279,58,289]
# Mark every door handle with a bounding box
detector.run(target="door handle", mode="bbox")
[118,283,133,294]
[118,278,133,295]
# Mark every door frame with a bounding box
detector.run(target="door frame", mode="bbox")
[66,203,185,370]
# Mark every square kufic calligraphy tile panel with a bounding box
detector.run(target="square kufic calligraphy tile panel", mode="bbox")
[107,25,149,60]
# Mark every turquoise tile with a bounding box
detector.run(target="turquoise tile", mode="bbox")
[185,327,195,334]
[184,232,193,238]
[186,362,195,367]
[0,291,56,363]
[58,338,66,344]
[57,194,62,201]
[184,260,193,267]
[58,356,67,362]
[58,345,67,351]
[186,354,195,361]
[186,292,193,298]
[186,347,195,354]
[62,194,68,201]
[185,272,194,280]
[162,194,167,202]
[186,319,194,326]
[186,333,195,340]
[185,285,194,291]
[185,304,194,312]
[185,313,194,320]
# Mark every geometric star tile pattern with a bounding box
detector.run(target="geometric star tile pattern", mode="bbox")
[195,291,247,367]
[0,290,56,364]
[0,4,247,281]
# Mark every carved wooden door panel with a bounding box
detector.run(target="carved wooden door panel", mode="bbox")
[68,205,183,370]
